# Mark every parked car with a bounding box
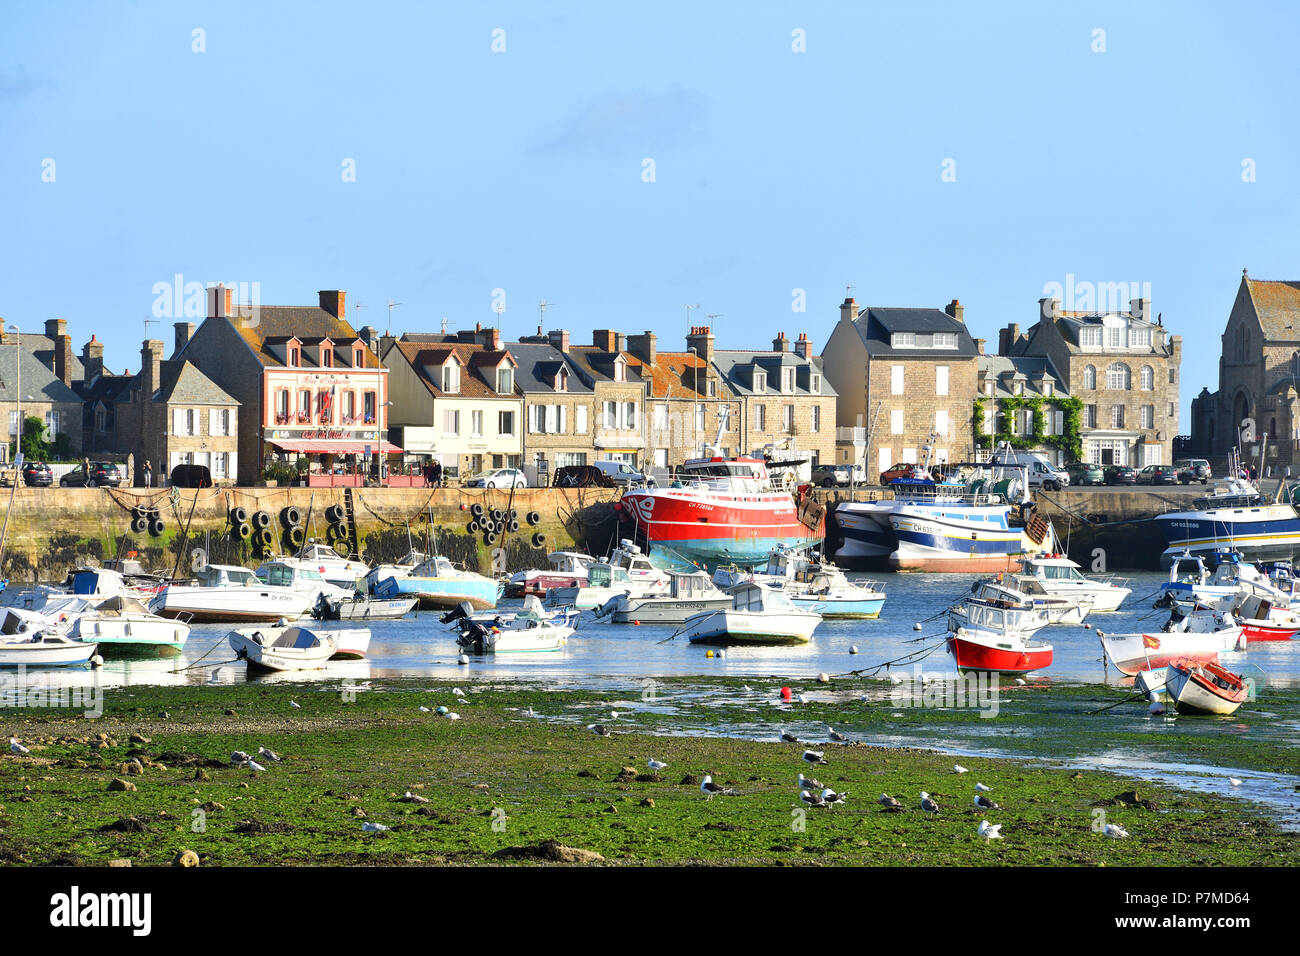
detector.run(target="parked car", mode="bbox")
[988,451,1070,491]
[1065,461,1105,486]
[464,468,527,489]
[59,461,122,487]
[169,464,212,488]
[880,463,926,484]
[811,463,863,488]
[22,461,53,487]
[1173,458,1211,485]
[553,465,615,488]
[591,460,655,488]
[1137,464,1180,486]
[1103,465,1137,485]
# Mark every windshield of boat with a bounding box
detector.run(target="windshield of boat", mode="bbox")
[1037,563,1084,581]
[680,460,771,490]
[198,567,259,587]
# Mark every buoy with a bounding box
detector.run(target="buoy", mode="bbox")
[632,620,640,626]
[716,650,725,658]
[780,687,792,701]
[436,705,449,715]
[706,650,714,658]
[849,645,859,655]
[91,655,104,668]
[913,623,922,631]
[817,672,830,684]
[457,654,470,665]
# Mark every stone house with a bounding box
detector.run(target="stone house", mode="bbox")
[0,331,84,458]
[1000,297,1181,467]
[821,297,980,477]
[1189,272,1300,470]
[975,354,1072,463]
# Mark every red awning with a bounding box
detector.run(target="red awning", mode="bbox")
[269,439,402,455]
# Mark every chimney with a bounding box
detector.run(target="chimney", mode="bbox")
[593,329,617,352]
[207,284,229,319]
[174,321,195,356]
[839,297,859,323]
[484,327,502,350]
[359,326,379,353]
[794,332,812,359]
[773,332,790,352]
[82,336,104,382]
[1130,297,1150,323]
[44,318,67,341]
[945,299,964,324]
[141,339,164,398]
[319,290,346,320]
[1038,297,1061,321]
[547,329,570,353]
[997,323,1020,356]
[628,331,657,366]
[615,332,626,354]
[975,338,986,355]
[55,333,73,387]
[686,325,714,363]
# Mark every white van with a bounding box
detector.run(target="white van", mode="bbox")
[591,459,656,488]
[989,451,1070,491]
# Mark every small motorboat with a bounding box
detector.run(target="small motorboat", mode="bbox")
[606,570,731,624]
[1165,659,1249,716]
[326,627,372,660]
[1020,554,1130,612]
[948,579,1051,634]
[1099,604,1244,676]
[946,625,1053,675]
[312,592,417,621]
[373,555,501,610]
[547,541,670,609]
[151,564,313,623]
[506,551,597,598]
[0,630,99,667]
[442,596,573,653]
[228,623,336,672]
[785,563,887,620]
[1233,594,1300,642]
[1158,549,1291,610]
[293,542,370,591]
[65,594,190,658]
[364,549,426,595]
[683,582,822,646]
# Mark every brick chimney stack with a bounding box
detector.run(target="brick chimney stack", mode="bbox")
[945,299,964,324]
[628,331,657,365]
[794,332,812,359]
[685,325,714,363]
[319,290,346,320]
[44,318,67,341]
[593,329,618,352]
[82,336,104,382]
[207,284,229,319]
[547,329,570,353]
[840,297,859,323]
[174,321,195,356]
[55,334,73,386]
[773,332,790,353]
[141,340,165,400]
[997,323,1021,356]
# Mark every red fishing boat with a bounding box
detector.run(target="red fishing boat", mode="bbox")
[618,454,824,569]
[946,626,1054,675]
[1166,659,1249,716]
[1235,594,1300,642]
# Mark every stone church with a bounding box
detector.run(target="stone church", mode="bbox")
[1190,271,1300,468]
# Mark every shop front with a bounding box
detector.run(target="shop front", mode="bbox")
[265,427,402,486]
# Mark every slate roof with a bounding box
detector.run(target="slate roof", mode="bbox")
[504,342,593,394]
[849,307,979,358]
[567,346,644,387]
[978,355,1069,399]
[711,350,837,397]
[153,360,239,406]
[387,340,517,399]
[16,332,86,381]
[0,344,83,404]
[230,307,381,369]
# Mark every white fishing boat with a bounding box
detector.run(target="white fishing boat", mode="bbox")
[1159,549,1293,610]
[548,541,670,609]
[0,608,97,666]
[683,582,822,646]
[1165,659,1250,716]
[256,558,354,603]
[443,596,573,653]
[607,570,732,624]
[151,565,313,623]
[1099,605,1245,676]
[948,579,1051,634]
[714,549,886,619]
[228,623,336,672]
[1020,555,1130,612]
[66,595,190,658]
[293,542,370,590]
[506,551,597,598]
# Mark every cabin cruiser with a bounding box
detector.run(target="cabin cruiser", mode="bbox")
[1019,555,1130,612]
[505,551,597,598]
[683,581,822,646]
[256,558,354,604]
[948,579,1051,634]
[364,550,427,595]
[292,543,370,590]
[546,540,669,609]
[714,548,886,619]
[372,555,500,610]
[66,595,189,658]
[1158,550,1294,610]
[606,570,732,624]
[150,564,313,623]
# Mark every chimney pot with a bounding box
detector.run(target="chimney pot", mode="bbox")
[945,298,965,324]
[839,298,860,323]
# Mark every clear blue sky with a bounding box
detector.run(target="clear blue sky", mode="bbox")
[2,1,1297,423]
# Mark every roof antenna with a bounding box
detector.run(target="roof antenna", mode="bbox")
[441,316,448,334]
[538,298,554,330]
[493,298,506,330]
[386,300,401,334]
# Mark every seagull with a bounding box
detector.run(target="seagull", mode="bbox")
[975,782,992,792]
[828,727,848,742]
[780,731,800,744]
[589,724,611,737]
[1015,678,1027,686]
[525,706,536,717]
[258,747,282,762]
[362,822,390,833]
[248,759,267,773]
[452,687,464,698]
[820,788,848,809]
[289,700,301,709]
[797,694,809,704]
[647,759,668,771]
[1104,823,1129,839]
[920,791,940,815]
[609,710,619,720]
[743,685,752,693]
[954,764,969,774]
[802,750,827,765]
[445,712,461,721]
[419,706,431,712]
[978,819,1003,841]
[798,772,823,791]
[230,751,250,765]
[974,793,1001,810]
[887,674,903,685]
[798,789,825,808]
[9,738,29,755]
[1230,777,1242,787]
[878,793,903,811]
[700,775,737,801]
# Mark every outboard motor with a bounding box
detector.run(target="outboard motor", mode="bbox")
[439,601,476,626]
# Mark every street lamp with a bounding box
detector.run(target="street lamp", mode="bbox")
[8,324,18,464]
[687,346,699,458]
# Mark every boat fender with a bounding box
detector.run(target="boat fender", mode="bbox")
[148,517,166,537]
[526,511,541,526]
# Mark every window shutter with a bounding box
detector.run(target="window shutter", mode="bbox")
[173,409,184,435]
[559,405,567,433]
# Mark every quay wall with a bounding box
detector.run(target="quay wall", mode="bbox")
[0,486,622,583]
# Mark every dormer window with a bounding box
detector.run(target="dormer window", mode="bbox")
[754,370,767,393]
[781,367,795,393]
[288,347,300,367]
[497,366,513,393]
[891,332,915,349]
[614,358,626,382]
[555,366,568,392]
[442,361,460,393]
[354,347,365,367]
[1079,327,1103,349]
[811,373,821,394]
[321,349,332,368]
[1044,381,1054,397]
[984,380,993,396]
[707,379,717,398]
[1013,381,1023,396]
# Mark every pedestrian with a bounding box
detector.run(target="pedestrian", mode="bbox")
[431,460,442,488]
[143,460,153,488]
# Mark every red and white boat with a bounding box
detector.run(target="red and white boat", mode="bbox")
[1235,594,1300,642]
[1099,608,1244,676]
[1166,659,1249,716]
[618,453,824,570]
[505,551,597,598]
[946,626,1053,674]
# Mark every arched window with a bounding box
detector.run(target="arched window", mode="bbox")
[1107,362,1131,390]
[1083,365,1096,389]
[1140,365,1153,390]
